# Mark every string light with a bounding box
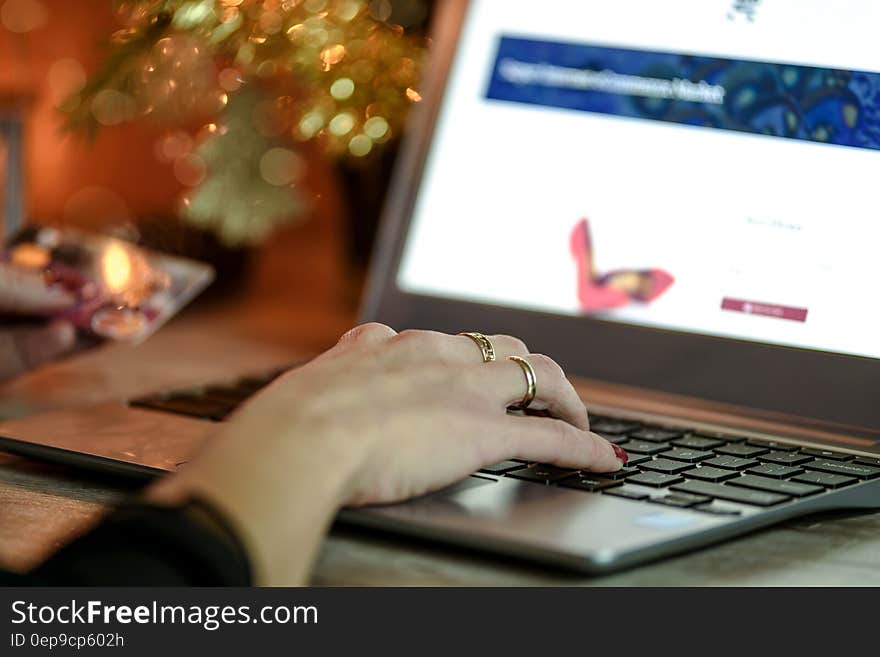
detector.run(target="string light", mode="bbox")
[68,0,425,155]
[62,0,428,245]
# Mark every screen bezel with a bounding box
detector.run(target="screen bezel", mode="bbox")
[361,0,880,440]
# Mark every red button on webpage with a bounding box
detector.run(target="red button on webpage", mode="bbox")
[721,298,808,322]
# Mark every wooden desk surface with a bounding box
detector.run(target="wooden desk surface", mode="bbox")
[2,231,879,585]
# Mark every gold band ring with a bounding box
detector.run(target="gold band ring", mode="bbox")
[459,332,496,363]
[508,356,537,409]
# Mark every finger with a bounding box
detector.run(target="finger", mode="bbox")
[0,321,77,381]
[493,415,624,472]
[0,264,74,314]
[335,322,398,348]
[390,329,530,365]
[470,354,590,430]
[455,333,530,362]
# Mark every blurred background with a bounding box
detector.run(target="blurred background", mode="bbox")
[0,0,434,315]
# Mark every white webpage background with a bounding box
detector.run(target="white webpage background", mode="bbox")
[397,0,880,359]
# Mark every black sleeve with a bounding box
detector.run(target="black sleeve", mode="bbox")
[4,500,252,586]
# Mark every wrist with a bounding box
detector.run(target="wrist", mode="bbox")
[144,428,361,585]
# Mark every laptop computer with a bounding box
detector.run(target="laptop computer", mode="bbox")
[1,0,879,574]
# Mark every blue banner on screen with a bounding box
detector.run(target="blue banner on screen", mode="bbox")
[486,36,880,152]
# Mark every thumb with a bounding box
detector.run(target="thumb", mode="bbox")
[0,321,77,381]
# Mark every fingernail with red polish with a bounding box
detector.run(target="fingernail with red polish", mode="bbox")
[612,444,629,465]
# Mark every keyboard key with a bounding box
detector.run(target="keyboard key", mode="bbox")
[129,366,301,421]
[629,428,682,443]
[854,456,880,468]
[479,461,525,475]
[200,384,255,405]
[598,433,631,445]
[603,487,649,501]
[641,458,692,475]
[715,443,769,458]
[228,379,267,393]
[628,472,685,488]
[598,467,640,480]
[747,439,799,452]
[236,372,283,390]
[800,448,854,461]
[702,432,747,443]
[167,391,237,409]
[507,464,576,484]
[728,474,823,498]
[671,480,791,507]
[131,396,231,421]
[591,419,641,435]
[683,466,740,482]
[662,448,714,463]
[792,471,857,489]
[618,439,672,455]
[559,475,622,492]
[759,451,813,466]
[232,380,271,394]
[746,463,804,479]
[672,435,725,450]
[651,493,711,508]
[804,460,880,480]
[702,455,759,471]
[694,503,742,516]
[621,453,653,467]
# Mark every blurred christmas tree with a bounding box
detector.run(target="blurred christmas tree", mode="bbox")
[65,0,428,246]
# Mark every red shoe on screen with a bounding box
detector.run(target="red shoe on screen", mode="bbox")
[598,268,675,302]
[570,218,674,312]
[570,219,630,312]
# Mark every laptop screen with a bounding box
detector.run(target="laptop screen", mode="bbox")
[396,0,880,362]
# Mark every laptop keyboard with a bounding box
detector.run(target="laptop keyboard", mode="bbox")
[482,415,880,516]
[129,368,289,421]
[131,377,880,516]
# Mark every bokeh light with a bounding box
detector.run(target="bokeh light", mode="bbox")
[330,77,355,100]
[320,44,347,71]
[0,0,48,33]
[368,0,392,22]
[47,58,87,109]
[59,0,429,246]
[218,67,243,92]
[328,111,356,136]
[348,133,372,157]
[91,90,136,126]
[363,115,389,140]
[173,153,207,187]
[298,111,325,139]
[259,147,304,186]
[155,131,194,163]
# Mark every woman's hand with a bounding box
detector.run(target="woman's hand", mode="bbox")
[0,264,77,382]
[147,323,625,584]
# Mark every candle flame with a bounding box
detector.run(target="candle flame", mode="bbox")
[101,243,133,294]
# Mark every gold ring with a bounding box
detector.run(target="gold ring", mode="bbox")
[508,356,537,409]
[459,332,496,363]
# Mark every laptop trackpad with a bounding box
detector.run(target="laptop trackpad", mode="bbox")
[351,475,724,564]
